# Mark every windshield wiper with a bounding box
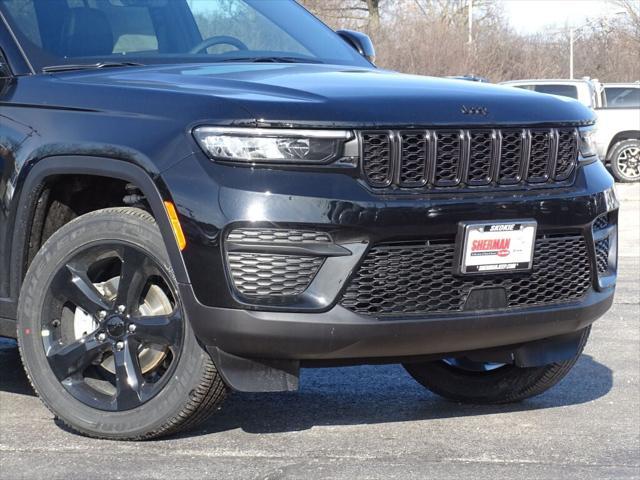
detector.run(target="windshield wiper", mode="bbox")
[218,56,323,64]
[42,61,145,73]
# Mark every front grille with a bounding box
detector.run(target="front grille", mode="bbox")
[227,253,323,297]
[360,127,578,191]
[341,235,591,316]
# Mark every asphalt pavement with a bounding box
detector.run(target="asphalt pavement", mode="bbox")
[1,184,638,480]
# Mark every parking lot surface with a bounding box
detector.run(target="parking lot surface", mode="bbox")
[1,184,638,480]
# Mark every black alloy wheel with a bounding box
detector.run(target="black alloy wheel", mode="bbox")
[18,208,227,440]
[43,243,183,411]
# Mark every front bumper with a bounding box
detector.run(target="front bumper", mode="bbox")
[182,284,613,360]
[163,156,618,362]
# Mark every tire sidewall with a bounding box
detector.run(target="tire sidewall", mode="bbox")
[18,208,211,439]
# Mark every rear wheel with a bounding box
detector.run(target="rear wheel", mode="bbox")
[18,207,227,440]
[404,327,590,404]
[610,139,640,183]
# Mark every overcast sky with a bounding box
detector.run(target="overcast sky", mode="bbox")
[503,0,617,34]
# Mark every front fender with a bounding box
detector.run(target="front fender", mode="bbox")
[9,155,190,303]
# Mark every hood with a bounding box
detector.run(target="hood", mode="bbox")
[56,63,596,128]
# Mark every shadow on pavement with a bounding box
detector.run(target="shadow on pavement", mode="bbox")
[193,354,612,436]
[0,339,35,397]
[0,338,613,437]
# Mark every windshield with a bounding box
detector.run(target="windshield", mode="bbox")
[0,0,370,71]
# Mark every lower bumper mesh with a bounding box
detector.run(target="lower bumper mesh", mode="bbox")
[593,213,613,276]
[340,235,592,316]
[595,238,610,274]
[227,253,324,297]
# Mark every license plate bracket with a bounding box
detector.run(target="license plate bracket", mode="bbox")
[455,220,537,275]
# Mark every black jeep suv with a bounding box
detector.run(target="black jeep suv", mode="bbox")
[0,0,618,440]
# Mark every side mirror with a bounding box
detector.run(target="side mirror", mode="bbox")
[336,30,376,64]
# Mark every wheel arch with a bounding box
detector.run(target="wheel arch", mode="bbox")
[10,156,190,303]
[606,131,640,160]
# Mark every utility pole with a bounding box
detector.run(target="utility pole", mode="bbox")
[468,0,473,44]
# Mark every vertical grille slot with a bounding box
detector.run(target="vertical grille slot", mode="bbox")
[398,131,429,186]
[527,129,552,183]
[498,130,525,184]
[467,130,495,186]
[555,129,578,180]
[361,132,393,187]
[433,131,463,186]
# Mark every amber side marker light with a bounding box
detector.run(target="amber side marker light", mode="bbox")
[164,201,187,251]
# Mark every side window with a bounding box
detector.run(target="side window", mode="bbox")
[605,88,640,108]
[533,85,579,100]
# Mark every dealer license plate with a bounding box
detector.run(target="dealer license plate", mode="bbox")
[457,220,537,275]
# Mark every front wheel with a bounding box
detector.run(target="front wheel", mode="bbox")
[609,139,640,183]
[18,207,227,440]
[403,327,591,404]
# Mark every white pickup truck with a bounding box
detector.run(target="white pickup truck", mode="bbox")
[501,79,640,182]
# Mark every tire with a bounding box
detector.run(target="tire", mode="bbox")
[609,139,640,183]
[403,327,591,405]
[18,207,227,440]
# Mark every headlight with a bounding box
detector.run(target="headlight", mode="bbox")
[193,127,353,164]
[578,126,598,159]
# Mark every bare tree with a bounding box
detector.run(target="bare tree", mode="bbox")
[302,0,384,29]
[611,0,640,49]
[299,0,639,82]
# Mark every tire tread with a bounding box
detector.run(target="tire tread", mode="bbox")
[404,327,591,405]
